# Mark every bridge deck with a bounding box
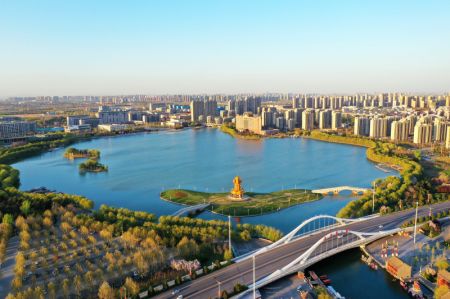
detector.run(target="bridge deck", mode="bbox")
[154,201,450,299]
[171,203,210,217]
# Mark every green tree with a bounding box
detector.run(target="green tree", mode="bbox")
[2,214,13,225]
[224,249,233,261]
[20,200,31,216]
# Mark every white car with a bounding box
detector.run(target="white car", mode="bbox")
[176,296,183,299]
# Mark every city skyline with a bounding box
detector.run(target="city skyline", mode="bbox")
[1,0,450,97]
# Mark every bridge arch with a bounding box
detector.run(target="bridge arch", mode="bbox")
[251,215,364,256]
[311,186,369,195]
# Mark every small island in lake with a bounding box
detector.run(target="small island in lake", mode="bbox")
[64,147,100,159]
[79,158,108,173]
[161,176,322,216]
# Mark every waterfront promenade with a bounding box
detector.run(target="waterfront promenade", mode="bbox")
[155,201,450,299]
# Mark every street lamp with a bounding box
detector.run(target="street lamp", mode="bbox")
[228,215,232,254]
[252,255,256,299]
[372,181,377,214]
[215,278,221,298]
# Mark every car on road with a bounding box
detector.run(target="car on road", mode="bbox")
[171,289,180,295]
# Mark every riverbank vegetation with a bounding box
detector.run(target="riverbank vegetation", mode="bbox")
[299,131,449,218]
[160,189,322,216]
[0,133,80,165]
[64,147,100,159]
[220,124,262,140]
[79,158,108,173]
[0,137,284,298]
[5,200,283,298]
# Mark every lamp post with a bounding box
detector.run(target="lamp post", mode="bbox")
[252,255,256,299]
[228,215,232,255]
[215,278,221,298]
[372,181,376,214]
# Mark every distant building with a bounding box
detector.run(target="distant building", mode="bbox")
[190,99,217,123]
[0,120,36,140]
[67,115,99,127]
[97,124,128,132]
[302,109,314,131]
[413,122,433,145]
[331,111,342,130]
[292,97,300,109]
[369,116,388,138]
[391,119,409,142]
[148,102,166,111]
[64,124,91,133]
[447,128,450,149]
[235,113,262,134]
[434,117,448,143]
[319,110,331,129]
[386,256,411,281]
[354,116,370,136]
[96,110,128,124]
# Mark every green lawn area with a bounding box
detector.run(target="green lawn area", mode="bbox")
[160,189,322,216]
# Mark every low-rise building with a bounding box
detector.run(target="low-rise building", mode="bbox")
[0,120,36,140]
[438,270,450,287]
[235,113,262,134]
[386,256,411,281]
[64,124,91,133]
[97,124,128,132]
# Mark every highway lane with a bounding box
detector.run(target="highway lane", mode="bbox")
[156,201,450,299]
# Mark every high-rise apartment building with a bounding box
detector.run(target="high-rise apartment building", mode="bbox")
[390,119,409,142]
[331,111,342,130]
[302,109,315,131]
[354,116,370,136]
[434,118,448,143]
[369,116,388,139]
[292,97,300,109]
[413,122,433,145]
[190,99,217,123]
[319,110,332,129]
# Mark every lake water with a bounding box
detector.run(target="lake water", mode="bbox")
[13,128,395,233]
[12,128,404,298]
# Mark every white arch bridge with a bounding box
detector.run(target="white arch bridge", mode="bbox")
[235,214,400,298]
[312,185,370,195]
[235,214,379,262]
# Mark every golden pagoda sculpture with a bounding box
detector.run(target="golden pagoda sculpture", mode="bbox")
[230,176,245,200]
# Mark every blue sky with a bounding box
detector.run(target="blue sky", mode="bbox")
[0,0,449,96]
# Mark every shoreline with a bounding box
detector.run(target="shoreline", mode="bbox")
[160,189,323,217]
[160,194,322,218]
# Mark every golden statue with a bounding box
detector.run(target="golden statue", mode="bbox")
[230,176,245,199]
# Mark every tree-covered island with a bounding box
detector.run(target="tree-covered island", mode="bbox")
[64,147,100,159]
[79,158,108,173]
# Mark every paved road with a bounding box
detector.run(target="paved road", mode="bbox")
[155,201,450,299]
[0,236,19,298]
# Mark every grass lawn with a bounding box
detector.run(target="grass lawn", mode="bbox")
[160,189,322,216]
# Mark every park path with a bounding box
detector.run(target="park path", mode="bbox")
[0,236,19,298]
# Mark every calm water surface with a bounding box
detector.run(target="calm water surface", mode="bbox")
[13,128,395,232]
[13,128,403,298]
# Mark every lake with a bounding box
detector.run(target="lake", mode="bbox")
[13,128,395,233]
